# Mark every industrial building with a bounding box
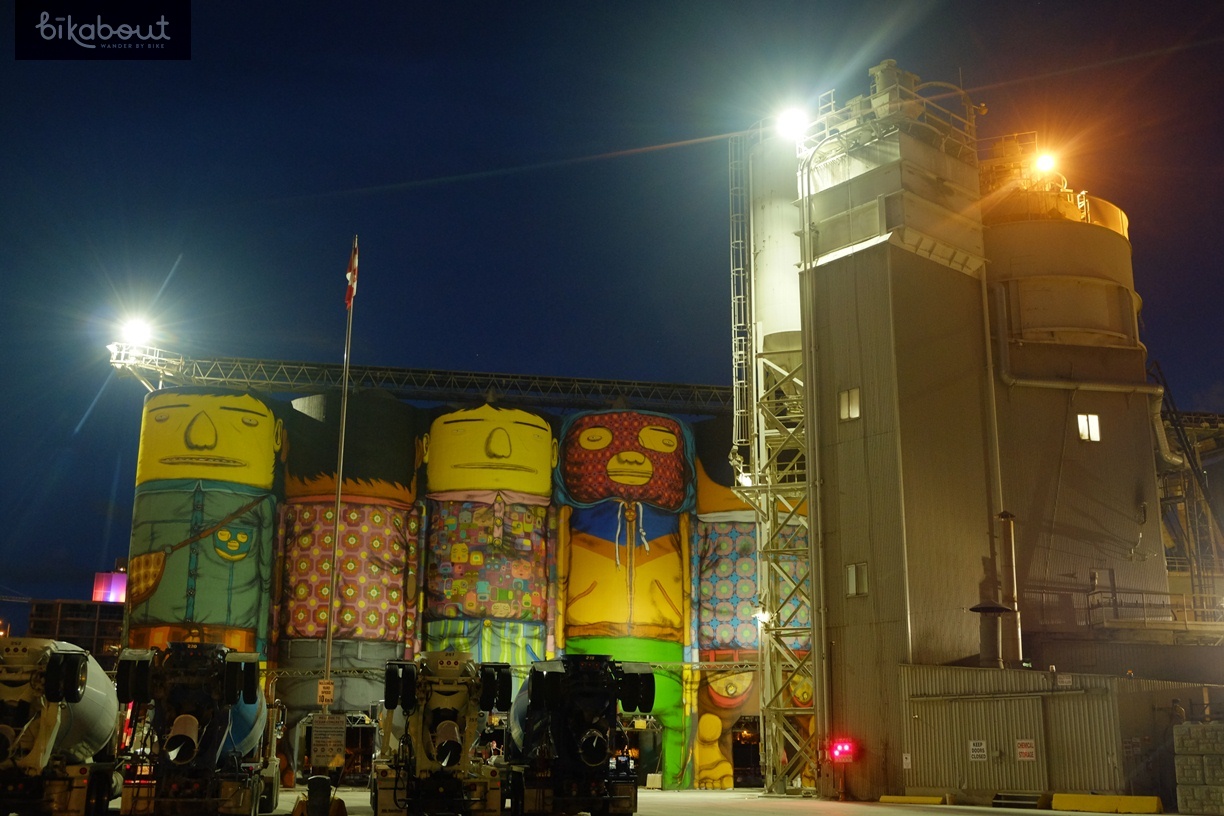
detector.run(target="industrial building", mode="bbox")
[732,60,1224,804]
[96,60,1224,807]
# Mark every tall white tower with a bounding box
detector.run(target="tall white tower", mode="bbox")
[733,60,996,797]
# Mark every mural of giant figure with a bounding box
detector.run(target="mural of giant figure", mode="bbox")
[421,404,556,685]
[555,409,695,789]
[277,391,422,726]
[691,417,809,789]
[691,417,762,789]
[127,387,283,659]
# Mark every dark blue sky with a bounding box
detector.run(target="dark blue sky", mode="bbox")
[2,1,1222,623]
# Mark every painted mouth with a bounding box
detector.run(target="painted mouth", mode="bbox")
[159,456,245,467]
[608,469,651,484]
[453,463,535,471]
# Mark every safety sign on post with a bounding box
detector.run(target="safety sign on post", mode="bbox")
[317,679,335,706]
[311,713,347,769]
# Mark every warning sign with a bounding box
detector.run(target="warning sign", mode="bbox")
[1016,738,1037,761]
[311,714,346,769]
[317,679,335,706]
[969,740,987,762]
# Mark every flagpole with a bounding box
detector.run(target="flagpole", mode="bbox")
[324,236,358,707]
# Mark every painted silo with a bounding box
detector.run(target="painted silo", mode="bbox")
[420,404,556,695]
[554,409,696,790]
[126,386,282,659]
[276,390,422,738]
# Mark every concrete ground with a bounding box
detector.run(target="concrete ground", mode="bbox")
[269,785,1102,816]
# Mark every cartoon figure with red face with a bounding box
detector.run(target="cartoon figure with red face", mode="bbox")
[554,409,695,789]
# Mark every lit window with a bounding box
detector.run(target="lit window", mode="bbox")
[1077,413,1101,442]
[846,562,868,596]
[839,388,861,421]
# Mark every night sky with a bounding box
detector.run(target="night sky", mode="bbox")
[2,1,1222,628]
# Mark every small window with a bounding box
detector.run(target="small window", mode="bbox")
[846,562,868,596]
[839,388,861,421]
[1077,413,1101,442]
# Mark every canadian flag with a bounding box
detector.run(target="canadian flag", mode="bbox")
[344,235,359,309]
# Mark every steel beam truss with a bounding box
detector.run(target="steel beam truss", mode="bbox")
[108,343,731,416]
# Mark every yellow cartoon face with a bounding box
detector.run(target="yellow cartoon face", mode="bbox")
[425,404,556,496]
[135,389,282,488]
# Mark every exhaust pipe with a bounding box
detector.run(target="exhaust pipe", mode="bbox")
[165,714,200,765]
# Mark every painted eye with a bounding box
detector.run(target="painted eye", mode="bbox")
[242,416,259,427]
[639,426,678,453]
[217,530,231,542]
[236,532,249,543]
[579,427,612,450]
[153,413,169,423]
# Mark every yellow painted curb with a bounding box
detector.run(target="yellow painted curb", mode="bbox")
[1051,793,1163,814]
[879,795,947,805]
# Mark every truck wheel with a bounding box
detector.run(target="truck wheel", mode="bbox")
[498,666,513,712]
[224,661,243,705]
[242,661,260,705]
[626,670,656,714]
[479,666,498,711]
[61,653,88,704]
[44,653,65,703]
[384,663,401,711]
[116,659,133,704]
[131,660,152,704]
[400,663,417,713]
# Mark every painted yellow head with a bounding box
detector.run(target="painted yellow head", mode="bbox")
[425,404,556,496]
[135,388,283,489]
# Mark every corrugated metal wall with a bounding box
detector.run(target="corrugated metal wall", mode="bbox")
[899,664,1212,800]
[901,665,1123,796]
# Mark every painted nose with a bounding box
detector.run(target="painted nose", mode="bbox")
[185,412,218,450]
[485,427,512,459]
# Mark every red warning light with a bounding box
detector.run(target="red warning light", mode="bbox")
[830,738,858,763]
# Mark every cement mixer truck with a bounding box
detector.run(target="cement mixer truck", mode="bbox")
[0,638,121,816]
[506,655,654,816]
[372,651,513,816]
[114,642,280,815]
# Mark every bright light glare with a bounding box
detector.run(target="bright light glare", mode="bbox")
[776,108,808,141]
[121,318,152,345]
[1035,153,1056,173]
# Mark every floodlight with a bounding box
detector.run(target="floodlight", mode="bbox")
[775,108,808,141]
[121,318,152,345]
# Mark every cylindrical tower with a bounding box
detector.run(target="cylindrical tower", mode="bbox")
[980,135,1171,635]
[276,390,423,777]
[748,134,803,358]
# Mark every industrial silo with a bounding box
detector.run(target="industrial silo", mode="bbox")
[980,135,1173,638]
[276,390,423,782]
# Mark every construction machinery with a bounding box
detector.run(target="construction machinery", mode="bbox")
[114,642,279,815]
[506,654,653,816]
[0,638,121,816]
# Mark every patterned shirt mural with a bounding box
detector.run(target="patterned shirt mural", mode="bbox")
[422,404,557,671]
